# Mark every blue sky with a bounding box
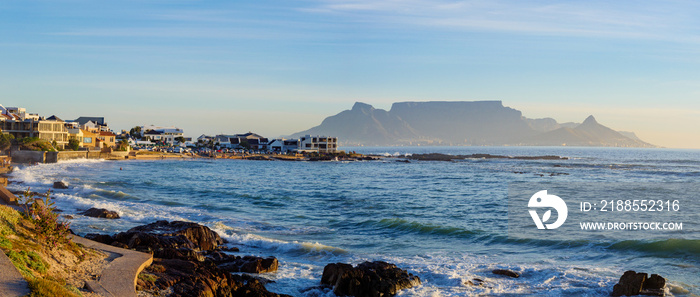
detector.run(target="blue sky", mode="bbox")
[2,0,699,148]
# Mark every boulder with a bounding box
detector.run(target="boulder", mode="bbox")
[321,261,421,297]
[492,269,520,278]
[53,181,69,189]
[218,256,279,273]
[139,258,291,297]
[87,220,224,261]
[125,220,224,251]
[81,208,120,219]
[611,271,666,297]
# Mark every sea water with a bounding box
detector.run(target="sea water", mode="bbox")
[7,146,700,296]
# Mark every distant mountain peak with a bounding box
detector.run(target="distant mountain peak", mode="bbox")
[581,115,598,125]
[352,102,374,111]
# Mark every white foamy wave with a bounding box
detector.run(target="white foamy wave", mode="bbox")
[340,253,628,297]
[211,223,347,257]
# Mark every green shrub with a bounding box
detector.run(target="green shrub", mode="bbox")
[20,189,72,249]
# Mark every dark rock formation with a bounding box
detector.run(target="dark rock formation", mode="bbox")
[53,181,69,189]
[492,269,520,278]
[218,256,279,274]
[81,208,120,219]
[611,270,666,297]
[89,220,288,297]
[138,258,290,297]
[321,261,421,297]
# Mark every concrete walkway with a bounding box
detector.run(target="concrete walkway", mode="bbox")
[0,250,30,297]
[72,236,153,297]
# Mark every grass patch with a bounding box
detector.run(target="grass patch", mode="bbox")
[7,250,49,277]
[27,278,80,297]
[0,204,21,235]
[0,235,12,249]
[138,272,157,283]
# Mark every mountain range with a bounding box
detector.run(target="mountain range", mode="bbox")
[291,101,655,147]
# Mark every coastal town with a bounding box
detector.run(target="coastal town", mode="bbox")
[0,104,350,163]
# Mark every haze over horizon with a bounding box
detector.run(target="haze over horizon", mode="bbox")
[2,1,699,148]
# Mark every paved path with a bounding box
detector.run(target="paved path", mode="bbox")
[0,250,30,297]
[72,236,153,297]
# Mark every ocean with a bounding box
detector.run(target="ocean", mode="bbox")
[7,146,700,296]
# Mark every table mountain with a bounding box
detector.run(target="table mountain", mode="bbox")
[290,101,655,147]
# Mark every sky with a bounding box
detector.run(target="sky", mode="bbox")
[1,0,699,148]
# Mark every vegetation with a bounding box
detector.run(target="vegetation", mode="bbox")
[0,193,86,297]
[0,133,14,151]
[129,126,142,138]
[28,278,81,297]
[67,139,80,151]
[175,136,186,144]
[17,137,56,151]
[117,139,130,151]
[19,189,72,250]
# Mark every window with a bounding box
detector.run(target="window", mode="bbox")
[84,137,92,143]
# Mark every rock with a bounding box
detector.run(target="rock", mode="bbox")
[492,269,520,278]
[321,261,421,297]
[124,220,224,251]
[465,278,485,286]
[53,181,69,189]
[62,215,74,219]
[140,258,291,297]
[644,274,666,290]
[612,271,666,297]
[81,208,120,219]
[218,256,279,273]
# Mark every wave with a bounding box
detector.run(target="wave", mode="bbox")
[211,222,347,257]
[607,238,700,257]
[360,218,485,237]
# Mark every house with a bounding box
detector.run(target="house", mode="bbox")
[97,131,117,148]
[66,128,99,149]
[298,135,338,153]
[70,116,111,133]
[268,139,299,153]
[0,115,69,149]
[141,125,184,145]
[214,132,268,150]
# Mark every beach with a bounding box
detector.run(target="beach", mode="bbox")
[4,146,699,296]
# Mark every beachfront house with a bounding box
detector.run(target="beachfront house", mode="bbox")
[96,131,117,148]
[298,135,338,153]
[0,114,69,149]
[214,132,268,150]
[268,139,300,153]
[71,116,110,132]
[141,125,184,145]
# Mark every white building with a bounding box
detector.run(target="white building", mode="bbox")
[268,139,299,153]
[298,135,338,153]
[141,125,184,145]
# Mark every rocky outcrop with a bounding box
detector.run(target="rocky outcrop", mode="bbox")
[89,220,287,297]
[321,261,421,297]
[53,181,69,189]
[492,269,520,278]
[87,220,224,258]
[218,256,279,274]
[81,208,120,219]
[611,271,666,297]
[138,258,290,297]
